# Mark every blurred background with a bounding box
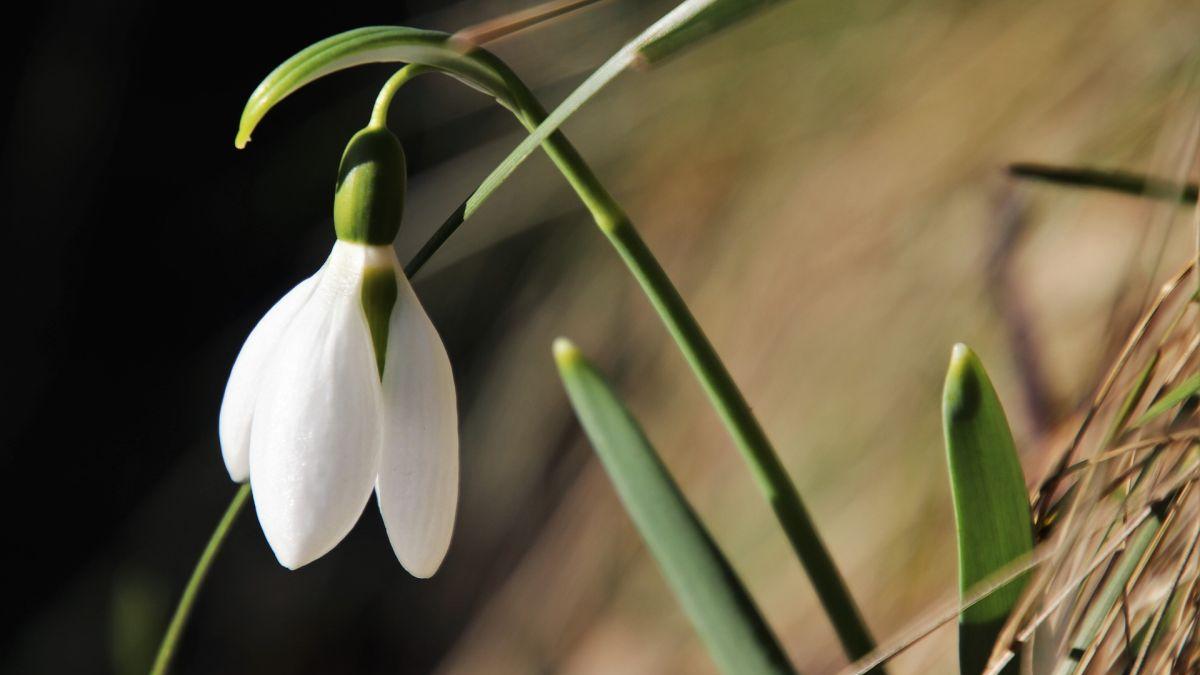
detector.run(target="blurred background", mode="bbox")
[5,0,1200,672]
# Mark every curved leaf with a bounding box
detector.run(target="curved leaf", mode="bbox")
[553,339,796,675]
[943,344,1034,675]
[236,27,521,148]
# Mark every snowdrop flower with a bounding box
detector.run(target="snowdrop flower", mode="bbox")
[219,125,457,576]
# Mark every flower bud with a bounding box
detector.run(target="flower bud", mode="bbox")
[334,126,406,245]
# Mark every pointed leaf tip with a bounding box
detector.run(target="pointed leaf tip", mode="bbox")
[552,337,579,365]
[942,343,1033,675]
[554,346,794,675]
[950,341,971,365]
[944,344,984,422]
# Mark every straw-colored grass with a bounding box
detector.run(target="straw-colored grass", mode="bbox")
[997,259,1200,674]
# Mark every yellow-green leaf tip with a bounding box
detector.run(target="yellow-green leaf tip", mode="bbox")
[945,343,982,421]
[235,115,255,149]
[949,342,973,371]
[552,337,580,366]
[236,84,269,149]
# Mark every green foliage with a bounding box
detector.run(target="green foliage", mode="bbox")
[450,0,725,228]
[638,0,789,65]
[1052,513,1161,675]
[553,339,796,675]
[942,344,1034,675]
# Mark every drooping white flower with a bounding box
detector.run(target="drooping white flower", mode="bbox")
[219,125,458,576]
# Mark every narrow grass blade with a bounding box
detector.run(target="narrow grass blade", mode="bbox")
[636,0,789,66]
[553,339,796,675]
[1133,372,1200,428]
[1102,352,1159,444]
[943,344,1034,675]
[1052,501,1165,675]
[458,0,720,222]
[1008,163,1199,203]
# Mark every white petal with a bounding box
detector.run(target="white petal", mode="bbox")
[219,274,319,482]
[376,269,459,578]
[249,242,384,570]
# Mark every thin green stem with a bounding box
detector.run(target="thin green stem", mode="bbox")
[370,64,431,128]
[440,72,882,664]
[603,214,879,662]
[151,483,251,675]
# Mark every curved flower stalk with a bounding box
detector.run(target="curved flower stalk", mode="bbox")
[233,24,879,663]
[219,125,457,576]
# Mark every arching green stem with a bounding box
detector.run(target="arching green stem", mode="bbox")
[424,57,881,666]
[230,25,880,664]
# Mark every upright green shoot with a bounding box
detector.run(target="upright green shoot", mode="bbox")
[554,339,795,675]
[943,344,1034,675]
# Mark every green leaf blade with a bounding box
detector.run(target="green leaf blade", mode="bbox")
[1132,371,1200,428]
[636,0,788,66]
[553,339,796,675]
[943,344,1034,675]
[1052,513,1161,675]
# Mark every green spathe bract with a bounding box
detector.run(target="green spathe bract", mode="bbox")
[943,344,1034,675]
[335,126,407,245]
[334,125,405,374]
[236,27,519,149]
[553,339,796,675]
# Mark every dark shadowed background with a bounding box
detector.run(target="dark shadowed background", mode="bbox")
[5,1,1200,673]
